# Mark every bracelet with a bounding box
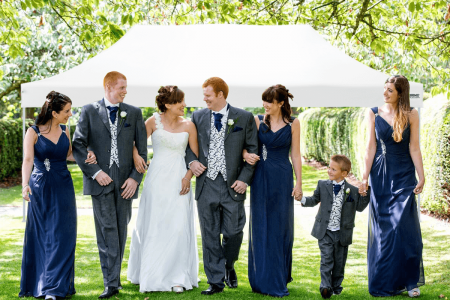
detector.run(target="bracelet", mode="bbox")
[182,177,190,182]
[22,184,29,191]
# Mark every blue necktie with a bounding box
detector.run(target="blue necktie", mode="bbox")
[213,112,223,131]
[107,106,118,124]
[333,184,342,196]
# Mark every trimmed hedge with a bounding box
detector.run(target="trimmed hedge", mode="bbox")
[421,95,450,216]
[0,119,32,181]
[299,100,450,217]
[299,107,367,178]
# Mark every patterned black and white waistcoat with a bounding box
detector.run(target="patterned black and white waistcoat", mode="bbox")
[328,182,344,231]
[206,107,228,181]
[108,111,120,168]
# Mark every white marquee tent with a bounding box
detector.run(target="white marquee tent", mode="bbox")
[21,24,423,108]
[20,25,424,220]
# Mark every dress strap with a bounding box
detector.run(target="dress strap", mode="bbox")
[370,107,379,117]
[60,124,66,131]
[153,112,163,129]
[31,125,41,136]
[258,115,264,121]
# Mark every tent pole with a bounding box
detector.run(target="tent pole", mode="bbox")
[418,107,421,222]
[22,108,26,222]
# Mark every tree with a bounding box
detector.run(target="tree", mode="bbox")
[1,0,449,119]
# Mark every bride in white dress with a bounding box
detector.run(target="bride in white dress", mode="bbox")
[128,86,200,293]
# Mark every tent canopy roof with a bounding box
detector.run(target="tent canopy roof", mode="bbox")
[21,25,423,108]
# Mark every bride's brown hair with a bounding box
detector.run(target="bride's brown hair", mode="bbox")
[386,75,410,142]
[155,86,185,112]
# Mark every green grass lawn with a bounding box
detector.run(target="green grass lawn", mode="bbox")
[1,165,450,299]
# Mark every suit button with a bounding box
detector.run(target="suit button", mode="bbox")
[107,150,110,153]
[325,220,329,223]
[328,210,331,213]
[235,194,237,197]
[106,164,109,167]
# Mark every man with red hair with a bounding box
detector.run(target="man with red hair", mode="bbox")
[73,71,147,299]
[187,77,258,295]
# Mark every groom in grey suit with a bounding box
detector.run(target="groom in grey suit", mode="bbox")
[186,77,258,295]
[72,71,147,299]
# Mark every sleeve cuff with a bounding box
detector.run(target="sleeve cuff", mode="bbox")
[300,196,306,205]
[92,170,102,180]
[188,160,198,169]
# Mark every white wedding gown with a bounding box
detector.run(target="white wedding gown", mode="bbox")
[127,113,199,292]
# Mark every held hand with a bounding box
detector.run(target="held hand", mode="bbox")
[22,185,32,202]
[134,154,148,174]
[95,171,113,186]
[359,179,368,196]
[231,180,247,194]
[292,185,303,201]
[180,178,191,195]
[414,179,425,194]
[121,178,138,199]
[85,151,97,164]
[190,161,207,177]
[244,152,260,166]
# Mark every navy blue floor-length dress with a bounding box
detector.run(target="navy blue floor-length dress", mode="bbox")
[19,125,77,298]
[368,107,425,296]
[248,115,294,297]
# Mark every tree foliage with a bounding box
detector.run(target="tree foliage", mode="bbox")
[1,0,450,118]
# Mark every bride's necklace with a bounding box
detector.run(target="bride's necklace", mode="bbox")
[161,114,178,131]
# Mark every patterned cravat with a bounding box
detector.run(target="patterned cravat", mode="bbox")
[213,112,223,131]
[107,106,119,124]
[333,183,342,196]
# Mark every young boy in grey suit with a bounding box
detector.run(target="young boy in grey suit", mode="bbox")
[300,155,370,299]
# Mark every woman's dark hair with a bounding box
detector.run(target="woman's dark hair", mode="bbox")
[155,86,185,112]
[35,91,72,132]
[262,84,294,132]
[385,75,410,142]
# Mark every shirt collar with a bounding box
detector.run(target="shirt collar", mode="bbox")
[212,102,229,115]
[332,179,345,185]
[104,96,119,108]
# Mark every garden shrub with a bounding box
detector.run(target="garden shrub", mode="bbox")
[421,94,450,216]
[0,119,32,181]
[299,107,367,178]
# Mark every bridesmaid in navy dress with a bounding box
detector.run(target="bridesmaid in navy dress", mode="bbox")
[20,92,96,299]
[360,75,425,298]
[244,85,303,297]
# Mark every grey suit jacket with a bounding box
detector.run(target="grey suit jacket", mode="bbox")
[186,105,258,201]
[72,99,147,198]
[303,180,370,246]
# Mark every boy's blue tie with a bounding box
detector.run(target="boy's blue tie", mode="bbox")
[333,183,342,196]
[213,112,223,131]
[107,106,119,124]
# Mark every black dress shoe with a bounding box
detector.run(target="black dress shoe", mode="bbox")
[320,287,332,299]
[225,268,238,288]
[99,287,119,299]
[201,285,224,295]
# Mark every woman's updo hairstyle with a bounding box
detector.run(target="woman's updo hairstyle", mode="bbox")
[155,86,185,112]
[262,84,294,132]
[35,91,72,129]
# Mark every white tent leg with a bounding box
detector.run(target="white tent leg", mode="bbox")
[22,108,26,222]
[418,107,421,222]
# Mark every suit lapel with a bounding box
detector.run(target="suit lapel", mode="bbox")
[201,109,211,157]
[326,180,334,199]
[95,99,111,134]
[225,105,238,142]
[117,104,126,136]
